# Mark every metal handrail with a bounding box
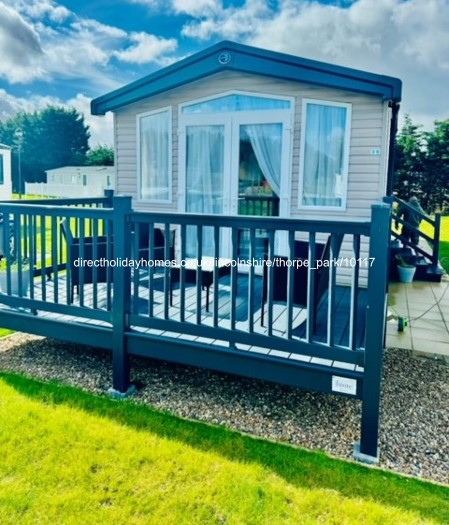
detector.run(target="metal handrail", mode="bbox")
[383,195,441,268]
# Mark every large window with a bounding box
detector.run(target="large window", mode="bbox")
[138,108,171,202]
[299,100,351,209]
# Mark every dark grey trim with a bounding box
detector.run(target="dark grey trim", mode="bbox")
[91,41,402,115]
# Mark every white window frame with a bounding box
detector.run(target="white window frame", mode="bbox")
[179,90,293,115]
[298,98,351,211]
[178,91,294,217]
[137,106,172,204]
[178,91,294,258]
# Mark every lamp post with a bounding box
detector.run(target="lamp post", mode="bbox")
[14,128,23,199]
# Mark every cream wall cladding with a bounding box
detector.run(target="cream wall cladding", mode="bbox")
[114,70,390,225]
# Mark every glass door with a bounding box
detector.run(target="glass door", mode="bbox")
[231,114,290,260]
[179,95,293,261]
[184,124,226,258]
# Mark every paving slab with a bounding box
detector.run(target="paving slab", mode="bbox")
[387,275,449,362]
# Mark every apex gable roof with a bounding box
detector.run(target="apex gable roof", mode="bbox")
[91,41,402,116]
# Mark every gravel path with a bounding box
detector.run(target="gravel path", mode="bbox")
[0,332,448,485]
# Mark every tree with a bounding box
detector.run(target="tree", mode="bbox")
[0,106,90,193]
[425,119,449,212]
[85,145,114,166]
[393,115,449,213]
[394,115,426,203]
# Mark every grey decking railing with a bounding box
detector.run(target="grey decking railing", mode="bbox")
[0,194,391,461]
[383,195,441,269]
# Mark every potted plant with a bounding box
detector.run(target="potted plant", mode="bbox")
[396,255,416,283]
[0,256,30,296]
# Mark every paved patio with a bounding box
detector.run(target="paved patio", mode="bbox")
[386,275,449,362]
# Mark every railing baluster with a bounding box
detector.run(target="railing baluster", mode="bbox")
[28,213,35,302]
[65,215,71,304]
[15,213,23,296]
[213,225,220,327]
[32,215,38,268]
[247,227,255,333]
[433,212,441,268]
[306,232,316,343]
[286,229,295,339]
[106,219,113,311]
[148,223,155,318]
[79,219,85,306]
[230,227,238,343]
[267,230,275,337]
[180,224,186,323]
[349,235,361,350]
[196,225,203,325]
[132,222,140,314]
[90,219,97,309]
[40,215,46,302]
[51,216,58,303]
[327,234,338,347]
[163,223,171,320]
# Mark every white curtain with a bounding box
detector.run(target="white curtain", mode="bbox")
[244,123,282,197]
[302,104,346,206]
[186,125,224,257]
[140,111,169,200]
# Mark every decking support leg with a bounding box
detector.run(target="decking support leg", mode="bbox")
[110,195,133,395]
[354,204,391,464]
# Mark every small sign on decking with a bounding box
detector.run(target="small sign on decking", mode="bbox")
[332,375,357,395]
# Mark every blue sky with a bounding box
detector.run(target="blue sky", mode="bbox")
[1,0,448,145]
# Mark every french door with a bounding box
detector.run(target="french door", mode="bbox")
[179,109,292,259]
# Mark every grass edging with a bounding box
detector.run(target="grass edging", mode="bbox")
[1,371,448,524]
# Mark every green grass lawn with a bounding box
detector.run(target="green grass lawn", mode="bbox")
[0,373,447,525]
[421,215,449,273]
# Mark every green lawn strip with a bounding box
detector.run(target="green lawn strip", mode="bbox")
[421,216,449,273]
[0,372,447,525]
[439,240,449,273]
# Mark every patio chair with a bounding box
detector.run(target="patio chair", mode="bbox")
[61,220,112,302]
[133,224,175,263]
[260,236,342,328]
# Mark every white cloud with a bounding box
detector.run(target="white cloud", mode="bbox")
[114,33,178,65]
[0,89,58,121]
[67,93,114,146]
[173,0,220,17]
[124,0,166,7]
[0,3,45,83]
[245,0,449,127]
[0,1,178,91]
[181,0,271,40]
[178,0,449,128]
[5,0,70,22]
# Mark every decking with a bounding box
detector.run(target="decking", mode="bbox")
[0,194,390,461]
[5,273,367,373]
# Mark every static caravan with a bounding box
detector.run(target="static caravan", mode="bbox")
[91,40,401,263]
[25,166,115,198]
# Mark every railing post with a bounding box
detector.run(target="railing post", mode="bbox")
[110,195,133,396]
[103,189,114,208]
[355,203,391,463]
[433,212,441,268]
